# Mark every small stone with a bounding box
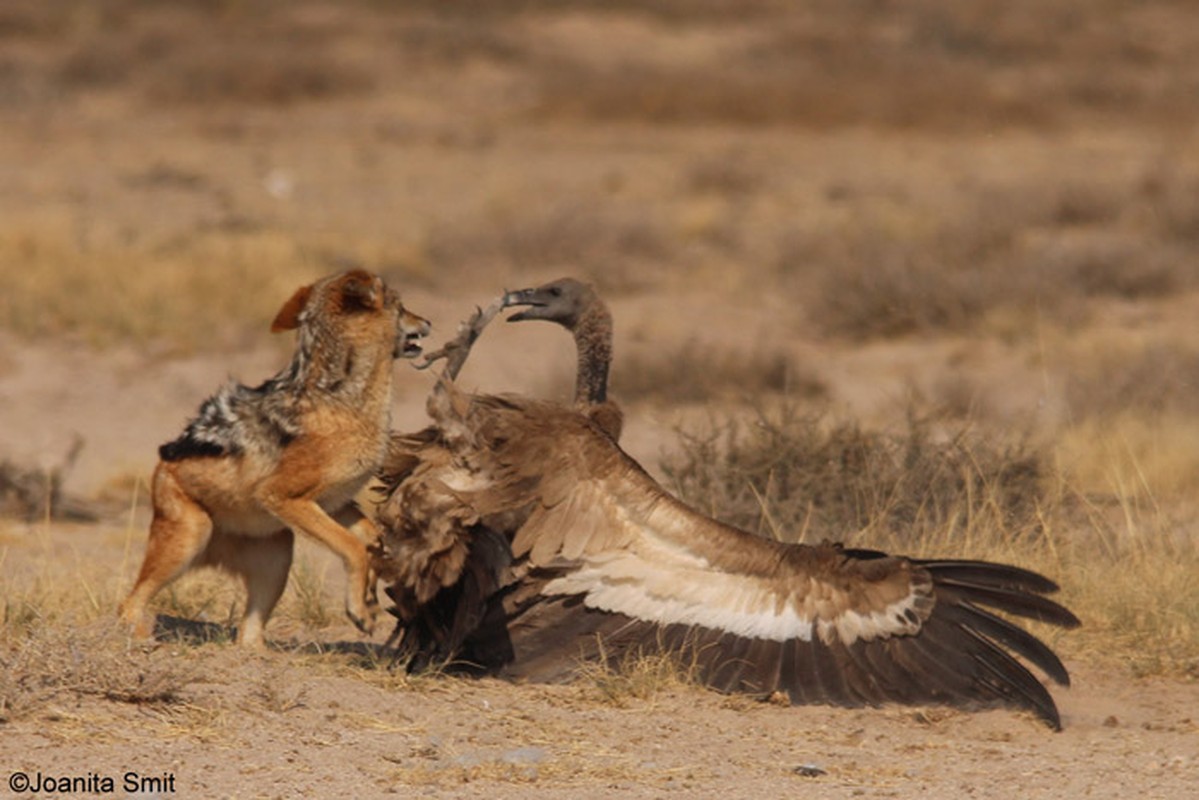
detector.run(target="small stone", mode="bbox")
[502,746,547,765]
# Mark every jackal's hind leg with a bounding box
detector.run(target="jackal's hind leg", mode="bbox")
[118,466,214,640]
[207,529,295,648]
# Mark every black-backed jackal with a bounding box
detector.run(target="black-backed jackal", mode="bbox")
[119,270,431,647]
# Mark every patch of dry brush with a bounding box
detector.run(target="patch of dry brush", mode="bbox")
[661,401,1199,677]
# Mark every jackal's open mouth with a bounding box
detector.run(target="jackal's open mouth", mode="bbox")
[397,329,428,359]
[393,326,426,359]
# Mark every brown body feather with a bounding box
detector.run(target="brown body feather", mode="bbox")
[373,364,1080,728]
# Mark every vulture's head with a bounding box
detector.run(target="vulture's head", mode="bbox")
[503,277,598,330]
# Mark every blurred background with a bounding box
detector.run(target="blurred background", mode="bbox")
[3,0,1196,345]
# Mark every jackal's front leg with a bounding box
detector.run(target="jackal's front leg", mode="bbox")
[263,499,379,635]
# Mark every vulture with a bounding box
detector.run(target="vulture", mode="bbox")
[503,277,622,440]
[371,299,1080,730]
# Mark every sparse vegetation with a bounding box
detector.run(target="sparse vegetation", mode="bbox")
[1062,341,1199,420]
[2,0,1197,792]
[661,400,1199,676]
[662,403,1046,550]
[578,648,702,708]
[0,622,195,723]
[778,175,1199,340]
[612,342,819,404]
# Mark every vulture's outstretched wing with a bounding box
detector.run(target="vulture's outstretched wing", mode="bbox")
[373,384,1080,729]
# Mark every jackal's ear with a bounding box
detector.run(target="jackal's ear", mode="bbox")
[271,284,313,332]
[340,270,381,312]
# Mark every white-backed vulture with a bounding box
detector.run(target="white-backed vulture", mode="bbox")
[373,277,619,610]
[503,277,622,440]
[371,304,1080,730]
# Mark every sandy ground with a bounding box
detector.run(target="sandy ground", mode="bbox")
[1,626,1196,799]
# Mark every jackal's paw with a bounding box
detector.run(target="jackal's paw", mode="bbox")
[118,603,156,642]
[347,595,379,636]
[347,607,377,636]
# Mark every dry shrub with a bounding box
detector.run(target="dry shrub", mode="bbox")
[0,225,316,348]
[658,402,1199,674]
[0,1,73,39]
[533,54,1044,132]
[796,245,1001,340]
[612,342,821,405]
[0,622,196,722]
[392,16,526,66]
[43,0,375,106]
[58,32,373,106]
[11,0,1199,129]
[777,188,1040,339]
[578,648,700,708]
[142,41,374,106]
[780,177,1198,339]
[1064,342,1199,420]
[683,153,767,198]
[661,403,1045,551]
[530,0,1199,131]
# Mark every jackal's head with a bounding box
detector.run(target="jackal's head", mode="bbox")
[270,269,431,360]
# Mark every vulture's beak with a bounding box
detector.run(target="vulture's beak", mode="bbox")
[502,287,547,322]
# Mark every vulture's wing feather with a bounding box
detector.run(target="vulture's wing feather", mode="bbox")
[401,388,1080,728]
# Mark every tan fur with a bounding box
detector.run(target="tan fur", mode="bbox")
[119,270,431,647]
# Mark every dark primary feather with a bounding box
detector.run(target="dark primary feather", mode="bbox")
[459,556,1076,728]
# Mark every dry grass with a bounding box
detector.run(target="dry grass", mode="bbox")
[1060,504,1199,678]
[2,0,1196,351]
[1056,414,1199,518]
[285,557,335,631]
[24,1,375,107]
[1051,413,1199,677]
[662,402,1045,550]
[1062,341,1199,421]
[0,621,196,723]
[529,0,1199,131]
[1,0,1196,700]
[778,174,1199,340]
[661,400,1199,676]
[577,647,703,709]
[4,0,1195,133]
[0,223,318,349]
[612,342,821,405]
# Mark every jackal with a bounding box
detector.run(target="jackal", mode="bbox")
[119,269,431,647]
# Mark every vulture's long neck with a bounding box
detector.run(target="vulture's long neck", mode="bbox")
[572,301,613,407]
